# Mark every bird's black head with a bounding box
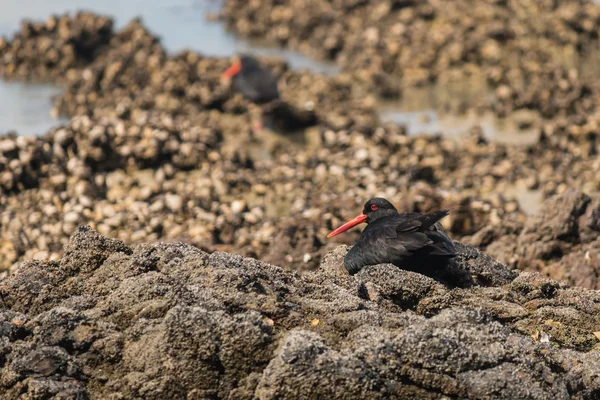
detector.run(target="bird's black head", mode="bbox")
[222,54,261,80]
[362,197,398,223]
[238,54,261,71]
[327,197,399,238]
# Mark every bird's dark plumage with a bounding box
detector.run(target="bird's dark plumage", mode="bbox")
[228,55,279,103]
[329,198,457,275]
[222,54,318,134]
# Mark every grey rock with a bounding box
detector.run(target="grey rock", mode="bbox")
[0,228,599,399]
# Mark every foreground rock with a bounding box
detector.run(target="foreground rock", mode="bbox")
[0,227,599,399]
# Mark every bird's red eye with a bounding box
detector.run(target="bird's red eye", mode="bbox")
[370,204,378,211]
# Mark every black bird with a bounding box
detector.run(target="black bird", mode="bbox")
[327,198,457,275]
[221,54,279,103]
[222,54,316,134]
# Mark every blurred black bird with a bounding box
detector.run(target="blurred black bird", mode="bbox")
[222,54,280,103]
[222,54,316,133]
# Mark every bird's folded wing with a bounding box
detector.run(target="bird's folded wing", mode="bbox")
[395,210,450,233]
[389,232,433,254]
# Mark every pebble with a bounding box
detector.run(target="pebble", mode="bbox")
[231,200,246,214]
[165,194,183,211]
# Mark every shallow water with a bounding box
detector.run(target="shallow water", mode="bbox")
[0,81,67,136]
[378,84,541,145]
[0,0,338,136]
[378,107,540,145]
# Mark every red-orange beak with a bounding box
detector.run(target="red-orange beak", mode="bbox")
[327,214,367,238]
[222,60,241,79]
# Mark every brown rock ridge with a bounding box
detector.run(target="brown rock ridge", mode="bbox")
[0,227,599,399]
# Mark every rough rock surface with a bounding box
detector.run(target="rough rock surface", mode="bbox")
[0,227,599,399]
[465,189,600,290]
[0,12,113,82]
[1,7,600,399]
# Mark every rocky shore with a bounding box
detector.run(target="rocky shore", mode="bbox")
[0,10,599,282]
[0,12,519,274]
[1,2,600,397]
[0,227,599,399]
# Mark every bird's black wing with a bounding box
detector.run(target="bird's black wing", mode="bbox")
[344,211,456,274]
[345,225,412,274]
[394,211,456,257]
[234,69,279,102]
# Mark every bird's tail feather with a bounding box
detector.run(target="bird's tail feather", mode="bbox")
[418,210,450,232]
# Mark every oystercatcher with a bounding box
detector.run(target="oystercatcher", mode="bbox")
[327,198,457,275]
[221,54,279,103]
[222,54,316,133]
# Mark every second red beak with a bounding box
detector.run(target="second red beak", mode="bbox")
[222,61,241,79]
[327,214,367,238]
